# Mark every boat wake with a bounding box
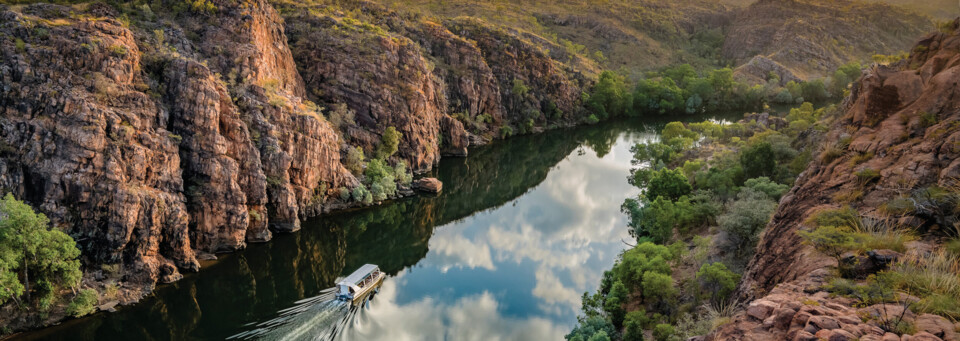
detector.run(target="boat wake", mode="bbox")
[226,287,374,341]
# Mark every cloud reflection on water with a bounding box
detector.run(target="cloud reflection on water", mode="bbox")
[350,131,656,338]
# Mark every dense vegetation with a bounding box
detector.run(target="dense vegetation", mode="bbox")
[0,194,95,321]
[583,62,861,123]
[568,100,841,340]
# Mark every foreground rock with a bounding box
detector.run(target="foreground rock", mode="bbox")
[708,270,957,341]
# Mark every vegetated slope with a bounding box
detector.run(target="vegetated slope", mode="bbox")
[0,0,592,330]
[707,19,960,341]
[385,0,735,74]
[869,0,960,20]
[388,0,930,83]
[724,0,958,20]
[725,0,931,84]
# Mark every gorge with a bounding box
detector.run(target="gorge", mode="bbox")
[1,0,959,339]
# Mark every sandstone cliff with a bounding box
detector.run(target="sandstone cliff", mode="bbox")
[0,0,593,324]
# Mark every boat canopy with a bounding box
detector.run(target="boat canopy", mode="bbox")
[338,264,380,291]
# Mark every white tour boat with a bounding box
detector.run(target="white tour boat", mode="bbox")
[335,264,385,305]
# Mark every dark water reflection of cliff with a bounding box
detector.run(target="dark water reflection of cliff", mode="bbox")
[14,115,738,341]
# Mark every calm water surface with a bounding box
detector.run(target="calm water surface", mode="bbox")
[14,116,735,340]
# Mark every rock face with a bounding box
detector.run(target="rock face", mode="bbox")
[706,20,960,341]
[0,1,351,299]
[0,0,594,313]
[282,3,589,170]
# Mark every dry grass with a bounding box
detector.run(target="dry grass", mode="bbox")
[851,216,917,252]
[889,250,960,319]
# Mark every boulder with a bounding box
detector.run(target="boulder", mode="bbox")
[915,314,956,341]
[908,332,945,341]
[748,300,780,320]
[773,307,798,330]
[807,315,841,332]
[883,333,902,341]
[413,178,443,194]
[98,300,120,313]
[793,330,819,341]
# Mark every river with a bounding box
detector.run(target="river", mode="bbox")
[13,116,736,340]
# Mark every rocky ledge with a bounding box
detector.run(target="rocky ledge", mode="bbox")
[708,269,958,341]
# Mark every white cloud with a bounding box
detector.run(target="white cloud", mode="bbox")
[429,230,496,272]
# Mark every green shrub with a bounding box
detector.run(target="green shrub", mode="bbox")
[604,281,628,328]
[630,142,677,167]
[376,127,402,159]
[393,161,413,186]
[645,168,692,201]
[613,242,674,291]
[622,194,714,244]
[351,184,372,204]
[66,289,98,318]
[585,114,600,124]
[338,187,351,201]
[642,271,677,312]
[565,316,616,341]
[697,262,741,306]
[695,166,743,199]
[328,103,356,130]
[345,147,365,175]
[717,189,777,251]
[623,310,647,341]
[743,177,789,200]
[740,142,776,179]
[798,225,858,263]
[653,323,676,341]
[499,125,514,138]
[879,197,915,216]
[365,159,397,200]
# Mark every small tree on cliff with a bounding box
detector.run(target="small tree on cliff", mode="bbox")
[376,127,402,159]
[0,193,82,309]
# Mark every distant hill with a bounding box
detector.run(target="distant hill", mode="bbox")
[724,0,931,82]
[385,0,933,81]
[722,0,958,19]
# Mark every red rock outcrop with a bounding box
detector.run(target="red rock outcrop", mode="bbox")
[285,12,446,172]
[738,20,960,300]
[0,6,199,288]
[0,0,358,298]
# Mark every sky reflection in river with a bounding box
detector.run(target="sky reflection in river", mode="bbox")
[338,128,650,340]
